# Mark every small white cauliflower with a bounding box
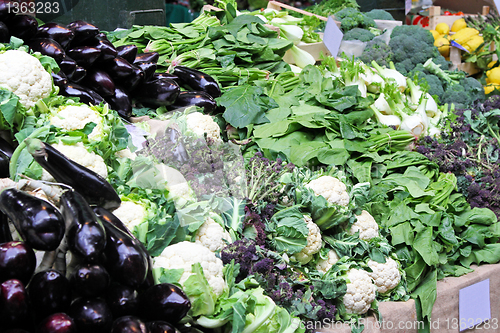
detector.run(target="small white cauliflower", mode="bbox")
[115,148,137,160]
[50,105,104,140]
[185,112,222,144]
[112,200,146,233]
[367,257,401,294]
[0,50,53,108]
[41,142,108,181]
[306,175,349,206]
[292,215,322,264]
[316,249,340,274]
[343,268,377,315]
[349,210,379,240]
[195,217,231,252]
[153,241,226,297]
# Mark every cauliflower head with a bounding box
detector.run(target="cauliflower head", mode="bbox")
[153,241,226,297]
[349,210,379,240]
[41,142,108,181]
[367,257,401,294]
[185,112,222,144]
[316,249,340,274]
[112,200,147,233]
[195,216,231,252]
[343,268,377,315]
[291,215,322,264]
[50,105,104,140]
[0,50,52,108]
[306,175,349,206]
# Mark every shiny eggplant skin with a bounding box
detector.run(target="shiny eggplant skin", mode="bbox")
[60,83,101,105]
[27,38,66,63]
[121,64,144,92]
[58,55,77,77]
[146,321,178,333]
[105,56,137,79]
[98,216,148,289]
[171,91,217,114]
[134,78,180,107]
[0,241,36,285]
[135,61,157,82]
[0,279,31,329]
[67,46,101,68]
[0,189,65,251]
[83,69,116,97]
[0,150,9,178]
[67,66,87,83]
[6,14,38,41]
[134,52,159,64]
[36,23,75,49]
[0,21,9,43]
[28,270,71,321]
[138,283,191,323]
[36,312,77,333]
[111,316,148,333]
[153,72,179,82]
[0,212,13,243]
[87,88,105,105]
[116,45,138,64]
[105,86,132,119]
[69,263,110,298]
[29,141,120,210]
[69,297,113,333]
[0,136,14,159]
[172,66,221,99]
[93,39,117,62]
[66,20,99,45]
[51,71,69,88]
[105,283,139,318]
[60,190,107,262]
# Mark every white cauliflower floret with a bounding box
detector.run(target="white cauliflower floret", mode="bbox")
[292,215,322,264]
[367,257,401,294]
[50,105,104,140]
[153,241,226,296]
[185,112,222,144]
[112,200,146,233]
[316,249,340,274]
[343,268,377,315]
[195,217,231,252]
[115,148,137,160]
[349,210,379,240]
[41,142,108,181]
[306,175,349,206]
[0,50,52,108]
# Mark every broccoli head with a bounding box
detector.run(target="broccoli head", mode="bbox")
[359,39,393,67]
[335,7,376,32]
[365,9,395,21]
[343,28,376,42]
[409,64,445,101]
[441,77,485,109]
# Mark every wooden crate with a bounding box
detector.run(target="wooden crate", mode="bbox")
[424,5,490,30]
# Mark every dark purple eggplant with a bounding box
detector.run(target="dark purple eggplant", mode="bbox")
[153,72,178,82]
[36,23,75,49]
[95,32,109,41]
[93,39,117,62]
[27,38,66,63]
[135,61,157,82]
[0,189,65,251]
[0,21,9,43]
[105,86,132,119]
[138,283,190,323]
[134,52,159,64]
[134,78,180,107]
[67,46,101,68]
[87,88,105,105]
[0,1,17,21]
[83,69,116,97]
[69,297,113,333]
[0,212,12,243]
[59,190,107,262]
[116,45,138,64]
[0,136,14,159]
[97,215,148,289]
[121,64,144,92]
[171,91,217,114]
[66,20,99,46]
[59,83,101,105]
[111,316,148,333]
[0,279,31,329]
[0,151,9,178]
[6,14,38,41]
[0,242,36,285]
[105,283,138,318]
[69,263,110,298]
[51,71,69,88]
[27,270,71,321]
[146,321,178,333]
[104,56,137,80]
[58,55,77,77]
[173,66,221,99]
[67,66,87,83]
[36,313,77,333]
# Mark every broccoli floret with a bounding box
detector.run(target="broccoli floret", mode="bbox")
[359,39,393,67]
[365,9,394,21]
[343,28,375,42]
[441,77,485,109]
[335,7,376,32]
[409,64,445,101]
[389,25,450,74]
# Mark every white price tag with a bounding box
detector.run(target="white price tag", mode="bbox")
[459,279,491,331]
[405,0,412,14]
[494,0,500,12]
[323,17,343,57]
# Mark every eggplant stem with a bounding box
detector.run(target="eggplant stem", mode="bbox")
[54,237,68,275]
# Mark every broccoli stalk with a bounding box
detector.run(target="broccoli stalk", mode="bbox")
[423,58,465,86]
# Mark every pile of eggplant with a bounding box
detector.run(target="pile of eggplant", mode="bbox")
[0,2,221,119]
[0,139,192,333]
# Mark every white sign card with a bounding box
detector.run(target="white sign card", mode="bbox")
[459,279,491,331]
[323,16,343,57]
[405,0,412,14]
